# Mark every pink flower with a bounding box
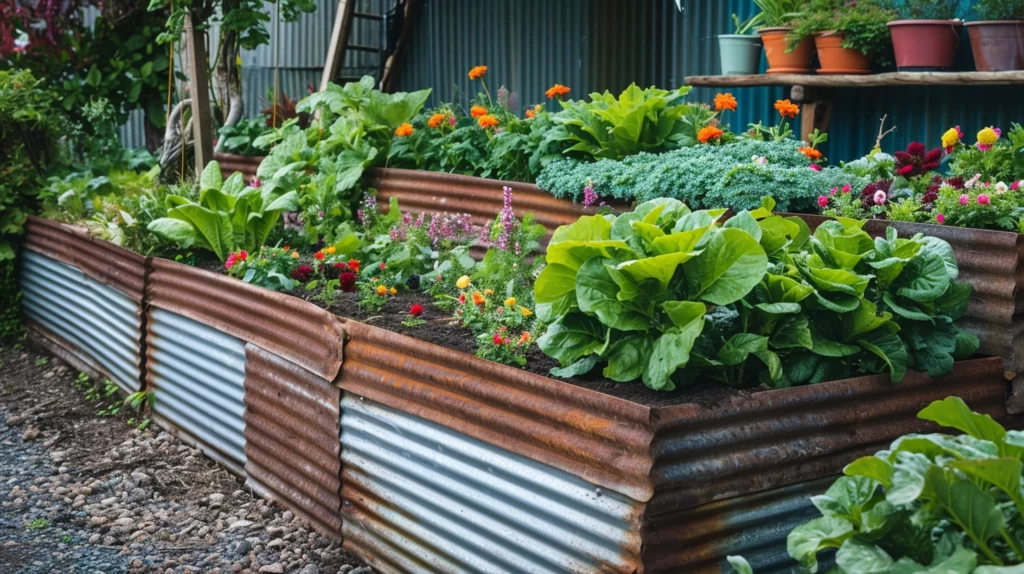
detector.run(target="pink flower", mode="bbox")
[829,187,837,197]
[959,194,970,205]
[817,195,829,208]
[842,184,851,194]
[225,253,237,269]
[978,194,991,205]
[448,116,456,126]
[873,190,887,205]
[249,176,261,188]
[809,163,821,172]
[239,250,248,261]
[1012,181,1022,191]
[379,262,386,270]
[936,213,945,224]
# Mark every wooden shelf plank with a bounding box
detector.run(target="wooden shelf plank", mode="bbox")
[685,71,1024,88]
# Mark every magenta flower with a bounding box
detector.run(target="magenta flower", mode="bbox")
[829,187,837,197]
[583,183,598,207]
[842,184,851,194]
[959,194,970,205]
[249,176,262,188]
[497,186,517,250]
[809,163,821,172]
[936,213,945,224]
[817,195,829,208]
[978,194,991,205]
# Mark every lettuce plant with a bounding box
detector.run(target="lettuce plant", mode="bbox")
[147,161,298,261]
[780,397,1024,574]
[535,198,977,391]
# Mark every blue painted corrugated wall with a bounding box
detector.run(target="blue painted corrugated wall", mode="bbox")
[394,0,1024,162]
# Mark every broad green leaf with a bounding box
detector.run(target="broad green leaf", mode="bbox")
[662,301,706,329]
[576,258,648,331]
[650,227,708,256]
[536,314,606,367]
[546,240,634,268]
[897,252,952,303]
[886,451,933,506]
[763,274,814,303]
[844,455,893,488]
[772,315,813,349]
[718,333,768,366]
[950,458,1024,512]
[926,467,1004,550]
[811,475,878,521]
[786,516,855,573]
[617,252,695,289]
[883,292,934,322]
[146,218,196,246]
[835,539,894,574]
[755,302,802,315]
[643,313,705,391]
[551,215,612,244]
[535,263,579,303]
[723,211,762,242]
[918,397,1007,447]
[846,299,893,340]
[801,266,872,296]
[603,335,654,382]
[550,355,598,378]
[631,221,666,243]
[858,329,908,383]
[812,292,862,313]
[200,161,223,192]
[918,236,959,280]
[726,556,752,574]
[683,228,768,305]
[810,329,861,357]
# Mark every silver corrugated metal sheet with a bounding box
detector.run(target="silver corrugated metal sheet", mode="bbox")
[147,307,248,475]
[340,394,644,574]
[19,251,143,394]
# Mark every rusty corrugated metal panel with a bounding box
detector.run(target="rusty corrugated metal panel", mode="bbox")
[648,357,1018,517]
[214,152,262,182]
[147,257,345,382]
[23,216,147,302]
[338,320,655,503]
[19,250,144,393]
[243,344,342,540]
[340,393,644,574]
[367,168,630,238]
[643,478,831,574]
[147,306,248,476]
[792,214,1024,373]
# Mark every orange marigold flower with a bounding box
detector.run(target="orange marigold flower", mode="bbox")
[525,109,536,119]
[774,99,800,119]
[470,105,488,118]
[394,122,414,137]
[427,113,446,128]
[545,84,571,99]
[376,284,387,296]
[468,65,488,80]
[472,291,486,305]
[697,125,725,144]
[477,114,499,129]
[798,146,822,160]
[714,92,738,112]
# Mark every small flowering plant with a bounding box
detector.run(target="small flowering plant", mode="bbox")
[949,123,1024,184]
[475,326,532,367]
[402,303,427,328]
[358,275,398,312]
[225,246,302,292]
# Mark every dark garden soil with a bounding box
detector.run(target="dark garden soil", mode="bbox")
[0,339,371,574]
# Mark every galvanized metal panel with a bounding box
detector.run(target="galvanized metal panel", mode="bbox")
[19,251,143,394]
[147,307,248,474]
[339,320,655,503]
[340,393,644,574]
[243,344,342,539]
[147,257,345,382]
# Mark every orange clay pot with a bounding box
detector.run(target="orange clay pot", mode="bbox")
[759,27,814,74]
[814,32,872,74]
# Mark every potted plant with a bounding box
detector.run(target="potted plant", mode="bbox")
[887,0,964,70]
[754,0,813,74]
[966,0,1024,71]
[790,0,897,74]
[719,12,764,75]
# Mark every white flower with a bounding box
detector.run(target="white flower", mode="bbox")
[965,173,982,189]
[751,155,768,165]
[873,190,887,205]
[995,181,1009,194]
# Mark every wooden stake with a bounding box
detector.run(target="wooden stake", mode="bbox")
[185,14,214,174]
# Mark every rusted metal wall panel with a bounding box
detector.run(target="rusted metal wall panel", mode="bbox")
[147,257,345,382]
[214,153,262,182]
[340,394,644,574]
[23,216,147,302]
[19,251,143,394]
[147,307,248,475]
[643,478,831,574]
[366,168,629,239]
[243,344,342,539]
[338,320,655,503]
[648,357,1018,517]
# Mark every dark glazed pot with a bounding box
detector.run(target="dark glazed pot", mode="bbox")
[966,21,1024,71]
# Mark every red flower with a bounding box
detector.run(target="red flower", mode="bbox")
[238,250,248,261]
[894,142,942,178]
[347,259,360,273]
[492,332,505,345]
[458,293,466,305]
[314,252,325,261]
[409,304,424,317]
[379,262,386,270]
[339,272,357,292]
[290,265,315,281]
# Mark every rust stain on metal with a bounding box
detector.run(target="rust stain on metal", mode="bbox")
[792,214,1024,372]
[147,257,345,382]
[214,152,262,182]
[366,168,631,239]
[23,216,148,302]
[338,320,656,503]
[243,344,342,540]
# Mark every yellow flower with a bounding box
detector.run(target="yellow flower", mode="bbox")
[325,245,336,254]
[977,127,1000,146]
[483,288,494,296]
[456,275,471,289]
[504,297,516,306]
[941,127,961,150]
[518,306,533,317]
[376,284,387,295]
[390,287,398,295]
[290,251,300,259]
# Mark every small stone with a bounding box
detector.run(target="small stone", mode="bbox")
[349,568,372,574]
[129,529,147,540]
[258,564,284,574]
[227,520,253,531]
[21,427,40,441]
[130,559,143,568]
[266,539,286,549]
[101,497,118,506]
[298,566,318,574]
[196,526,210,537]
[281,511,294,522]
[266,526,284,539]
[232,490,245,498]
[234,539,252,555]
[5,414,24,426]
[88,534,101,544]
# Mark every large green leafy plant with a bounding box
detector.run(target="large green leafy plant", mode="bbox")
[147,161,298,261]
[549,83,696,161]
[776,397,1024,574]
[535,199,977,391]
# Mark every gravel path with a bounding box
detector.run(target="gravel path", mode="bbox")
[0,340,372,574]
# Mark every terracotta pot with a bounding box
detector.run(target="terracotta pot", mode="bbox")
[888,19,963,71]
[814,32,872,74]
[966,20,1024,71]
[759,26,814,74]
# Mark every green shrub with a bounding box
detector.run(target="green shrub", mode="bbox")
[0,259,22,341]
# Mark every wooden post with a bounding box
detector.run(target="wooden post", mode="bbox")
[184,14,214,173]
[791,85,831,143]
[320,0,355,91]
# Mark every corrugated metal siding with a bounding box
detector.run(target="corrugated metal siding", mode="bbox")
[19,251,143,394]
[340,394,644,574]
[147,307,248,474]
[243,344,342,539]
